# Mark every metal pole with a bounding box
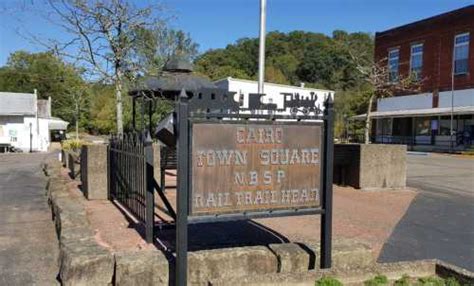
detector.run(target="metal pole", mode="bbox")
[176,89,189,286]
[29,123,33,153]
[321,94,334,269]
[450,39,455,152]
[148,100,153,135]
[141,97,145,135]
[257,0,267,94]
[132,97,136,130]
[144,131,155,243]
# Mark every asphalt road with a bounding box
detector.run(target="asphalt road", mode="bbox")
[379,153,474,271]
[0,153,59,285]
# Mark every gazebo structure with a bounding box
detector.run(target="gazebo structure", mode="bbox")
[129,58,216,100]
[128,58,219,193]
[129,58,217,133]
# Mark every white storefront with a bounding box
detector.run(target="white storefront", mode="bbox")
[214,77,334,115]
[0,91,69,152]
[369,88,474,150]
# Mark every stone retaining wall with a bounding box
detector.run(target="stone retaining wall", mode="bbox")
[44,159,115,285]
[211,259,474,286]
[43,158,376,285]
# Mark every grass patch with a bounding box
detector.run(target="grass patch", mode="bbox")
[364,275,389,286]
[315,276,343,286]
[415,276,461,286]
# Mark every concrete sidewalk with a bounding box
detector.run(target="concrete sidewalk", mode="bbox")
[0,153,59,285]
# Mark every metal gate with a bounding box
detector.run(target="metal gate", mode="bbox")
[108,132,155,242]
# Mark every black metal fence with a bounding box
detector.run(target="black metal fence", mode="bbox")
[108,132,155,242]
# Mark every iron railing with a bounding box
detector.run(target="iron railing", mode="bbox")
[108,132,155,242]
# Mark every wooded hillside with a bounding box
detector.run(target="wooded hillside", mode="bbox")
[195,30,375,136]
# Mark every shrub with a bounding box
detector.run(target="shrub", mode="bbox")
[444,277,461,286]
[61,139,86,152]
[364,274,389,286]
[315,276,344,286]
[416,276,445,286]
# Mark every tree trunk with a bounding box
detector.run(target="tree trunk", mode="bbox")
[75,100,79,140]
[364,94,375,144]
[115,70,124,135]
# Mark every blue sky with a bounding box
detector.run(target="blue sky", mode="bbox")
[0,0,472,66]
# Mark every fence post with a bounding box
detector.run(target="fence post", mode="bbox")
[176,89,189,286]
[144,132,155,243]
[321,94,334,269]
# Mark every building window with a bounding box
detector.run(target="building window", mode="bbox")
[439,116,455,136]
[454,33,469,75]
[415,117,431,136]
[376,118,392,136]
[410,43,423,80]
[388,48,399,82]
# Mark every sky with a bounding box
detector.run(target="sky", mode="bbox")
[0,0,473,66]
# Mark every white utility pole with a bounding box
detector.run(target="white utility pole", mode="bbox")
[258,0,267,94]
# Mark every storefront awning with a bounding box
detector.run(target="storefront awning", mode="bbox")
[352,106,474,120]
[48,117,69,130]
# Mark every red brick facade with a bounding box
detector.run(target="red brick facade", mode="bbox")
[374,5,474,95]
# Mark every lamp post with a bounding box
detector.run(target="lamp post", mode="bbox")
[29,122,33,153]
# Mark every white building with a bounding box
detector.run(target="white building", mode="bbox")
[0,91,69,152]
[214,77,334,115]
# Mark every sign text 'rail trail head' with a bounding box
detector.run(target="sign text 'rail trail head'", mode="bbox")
[190,123,322,216]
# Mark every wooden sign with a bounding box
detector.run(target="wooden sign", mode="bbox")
[190,122,322,216]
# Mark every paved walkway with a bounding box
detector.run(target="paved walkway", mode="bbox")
[0,153,59,285]
[379,154,474,271]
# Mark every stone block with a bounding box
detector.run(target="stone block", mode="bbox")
[51,196,88,239]
[188,246,278,284]
[305,239,374,270]
[359,144,406,190]
[115,250,169,286]
[80,144,108,200]
[269,243,311,273]
[59,226,95,245]
[59,240,114,286]
[47,177,69,198]
[68,152,80,179]
[43,159,62,176]
[61,149,67,166]
[333,144,406,190]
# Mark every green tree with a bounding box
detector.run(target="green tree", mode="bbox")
[0,51,86,126]
[37,0,167,135]
[133,26,199,76]
[194,30,375,139]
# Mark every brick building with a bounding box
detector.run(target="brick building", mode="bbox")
[369,5,474,151]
